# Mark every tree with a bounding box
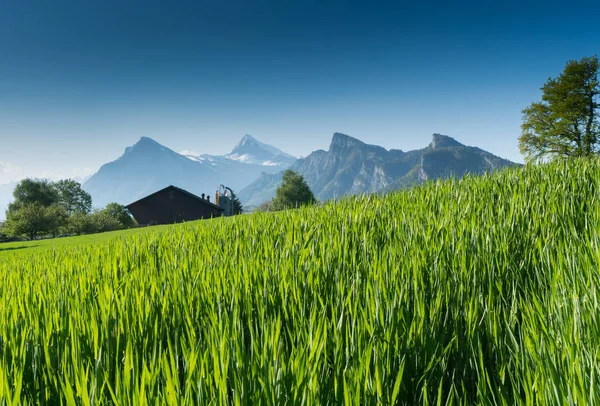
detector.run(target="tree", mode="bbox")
[101,203,136,228]
[54,179,92,214]
[2,203,67,240]
[90,210,123,233]
[271,170,316,211]
[257,200,274,212]
[9,178,59,212]
[519,55,599,161]
[68,212,97,235]
[45,205,69,237]
[230,191,244,215]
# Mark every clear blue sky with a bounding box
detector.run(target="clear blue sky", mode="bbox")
[0,0,599,184]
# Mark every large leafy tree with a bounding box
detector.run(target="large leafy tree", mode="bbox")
[519,55,599,161]
[271,170,316,210]
[9,178,59,212]
[54,179,92,214]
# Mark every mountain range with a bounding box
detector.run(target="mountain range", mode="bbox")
[1,133,518,218]
[239,133,518,207]
[82,135,294,208]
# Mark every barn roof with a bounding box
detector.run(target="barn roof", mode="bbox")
[126,185,224,211]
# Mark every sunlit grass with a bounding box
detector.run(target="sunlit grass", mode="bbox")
[0,158,599,404]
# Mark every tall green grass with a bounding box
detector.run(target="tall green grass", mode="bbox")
[1,158,599,404]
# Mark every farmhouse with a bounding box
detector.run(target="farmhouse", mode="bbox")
[126,185,224,226]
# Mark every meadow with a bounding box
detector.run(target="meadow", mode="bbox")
[0,158,599,404]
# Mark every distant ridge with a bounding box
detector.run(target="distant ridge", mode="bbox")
[239,133,519,207]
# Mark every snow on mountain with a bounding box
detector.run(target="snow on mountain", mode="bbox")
[83,135,295,208]
[224,135,296,167]
[180,135,296,168]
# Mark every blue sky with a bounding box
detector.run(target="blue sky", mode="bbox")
[0,0,599,184]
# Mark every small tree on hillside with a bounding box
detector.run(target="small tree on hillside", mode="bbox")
[3,203,66,240]
[271,170,316,211]
[101,203,136,228]
[230,191,244,215]
[90,210,123,233]
[68,212,97,235]
[257,200,274,212]
[519,55,599,161]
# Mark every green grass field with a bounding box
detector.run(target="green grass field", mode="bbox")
[1,159,599,404]
[0,223,175,257]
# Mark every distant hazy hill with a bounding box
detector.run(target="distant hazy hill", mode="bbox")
[83,136,296,208]
[239,133,518,207]
[0,182,17,220]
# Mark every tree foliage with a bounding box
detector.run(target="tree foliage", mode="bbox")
[90,210,124,233]
[68,212,97,236]
[100,203,136,228]
[230,191,244,215]
[3,203,67,240]
[67,204,135,235]
[54,179,93,214]
[2,179,137,239]
[4,178,91,239]
[9,178,59,212]
[271,170,315,211]
[519,55,599,161]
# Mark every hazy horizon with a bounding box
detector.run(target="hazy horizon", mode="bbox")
[1,0,599,185]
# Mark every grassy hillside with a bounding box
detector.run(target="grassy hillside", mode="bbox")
[0,224,175,257]
[0,159,599,404]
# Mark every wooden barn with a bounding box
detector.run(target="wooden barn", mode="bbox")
[126,185,224,226]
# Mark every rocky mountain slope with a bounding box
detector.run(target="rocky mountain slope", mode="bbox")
[239,133,518,207]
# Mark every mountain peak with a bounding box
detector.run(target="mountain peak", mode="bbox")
[234,134,257,149]
[228,134,296,167]
[430,133,464,149]
[122,137,171,157]
[330,133,366,150]
[137,136,160,144]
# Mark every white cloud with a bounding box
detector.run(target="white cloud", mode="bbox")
[0,162,96,186]
[0,161,25,185]
[40,167,96,182]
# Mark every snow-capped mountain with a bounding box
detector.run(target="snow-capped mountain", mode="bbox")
[223,135,296,167]
[182,135,296,168]
[83,136,296,208]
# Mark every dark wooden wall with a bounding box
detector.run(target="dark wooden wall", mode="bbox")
[128,188,221,225]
